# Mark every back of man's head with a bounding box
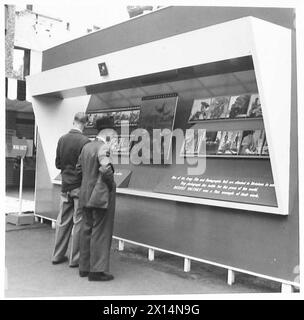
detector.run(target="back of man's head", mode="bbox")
[74,112,88,125]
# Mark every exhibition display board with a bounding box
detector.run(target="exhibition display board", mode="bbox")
[27,7,298,287]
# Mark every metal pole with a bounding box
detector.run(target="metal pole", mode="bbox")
[18,157,24,215]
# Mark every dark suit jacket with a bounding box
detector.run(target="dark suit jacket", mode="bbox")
[55,129,90,192]
[77,139,115,209]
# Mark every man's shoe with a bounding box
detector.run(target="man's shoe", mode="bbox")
[88,272,114,281]
[79,271,89,277]
[52,256,68,265]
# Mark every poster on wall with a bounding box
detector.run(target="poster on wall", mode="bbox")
[137,93,178,161]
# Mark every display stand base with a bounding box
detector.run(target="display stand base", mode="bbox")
[6,213,35,226]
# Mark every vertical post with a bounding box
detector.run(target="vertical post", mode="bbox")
[18,157,24,215]
[184,258,191,272]
[227,269,235,286]
[281,283,293,293]
[118,240,124,251]
[148,248,155,261]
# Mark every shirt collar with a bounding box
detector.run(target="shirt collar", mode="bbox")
[72,127,82,133]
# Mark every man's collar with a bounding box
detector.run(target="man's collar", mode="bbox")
[70,127,82,133]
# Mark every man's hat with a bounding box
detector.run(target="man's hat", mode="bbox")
[95,116,115,131]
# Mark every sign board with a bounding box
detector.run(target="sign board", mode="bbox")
[154,174,277,207]
[11,136,28,158]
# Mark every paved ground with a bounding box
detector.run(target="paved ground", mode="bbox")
[5,187,281,298]
[5,222,281,298]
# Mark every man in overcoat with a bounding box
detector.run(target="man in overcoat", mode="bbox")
[52,112,90,267]
[77,116,116,281]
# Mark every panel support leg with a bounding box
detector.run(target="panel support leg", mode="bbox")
[148,248,155,261]
[40,218,44,224]
[281,283,293,293]
[51,221,56,229]
[34,216,40,223]
[227,269,235,286]
[184,258,191,272]
[118,240,125,251]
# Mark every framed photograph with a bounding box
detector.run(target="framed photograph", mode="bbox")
[247,93,263,118]
[217,130,243,155]
[206,131,222,155]
[261,137,269,156]
[180,129,206,157]
[188,98,212,122]
[227,94,251,118]
[239,130,265,155]
[86,106,140,129]
[209,96,230,119]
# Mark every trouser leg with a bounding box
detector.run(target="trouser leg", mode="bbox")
[90,199,115,272]
[79,208,93,272]
[69,188,82,266]
[52,192,74,262]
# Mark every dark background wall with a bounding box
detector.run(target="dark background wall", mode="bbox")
[36,6,298,282]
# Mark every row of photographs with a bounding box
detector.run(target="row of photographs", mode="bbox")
[181,129,269,157]
[188,93,262,122]
[86,108,141,128]
[89,129,269,157]
[86,93,262,130]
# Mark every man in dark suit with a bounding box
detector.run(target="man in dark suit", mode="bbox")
[77,116,116,281]
[52,112,90,267]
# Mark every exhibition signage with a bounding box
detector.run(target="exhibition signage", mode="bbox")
[12,137,28,215]
[154,174,277,207]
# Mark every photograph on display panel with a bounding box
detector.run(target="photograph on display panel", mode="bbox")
[247,93,263,118]
[261,138,269,156]
[205,131,222,155]
[239,130,265,155]
[188,98,212,121]
[209,96,230,119]
[217,130,243,155]
[86,106,141,129]
[227,94,251,118]
[180,129,206,157]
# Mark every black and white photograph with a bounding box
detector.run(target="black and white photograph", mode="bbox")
[180,129,206,157]
[247,93,263,118]
[217,130,243,155]
[188,98,212,121]
[209,95,231,119]
[239,130,265,155]
[2,1,302,303]
[228,94,251,118]
[205,131,222,155]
